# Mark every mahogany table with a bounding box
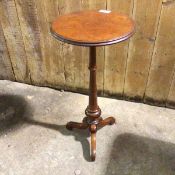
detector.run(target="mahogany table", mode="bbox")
[51,10,135,161]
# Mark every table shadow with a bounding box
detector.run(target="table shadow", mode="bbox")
[24,118,91,162]
[0,94,91,161]
[0,94,28,135]
[105,133,175,175]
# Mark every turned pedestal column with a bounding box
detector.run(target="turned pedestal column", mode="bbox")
[66,46,116,161]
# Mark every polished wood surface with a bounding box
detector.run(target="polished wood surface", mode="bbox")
[51,10,135,46]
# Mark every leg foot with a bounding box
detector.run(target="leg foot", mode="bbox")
[66,116,116,161]
[66,121,88,130]
[90,124,97,161]
[98,117,116,128]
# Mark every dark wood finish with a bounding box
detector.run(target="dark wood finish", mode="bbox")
[66,46,116,161]
[51,10,135,47]
[51,10,135,161]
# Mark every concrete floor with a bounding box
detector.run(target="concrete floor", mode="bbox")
[0,80,175,175]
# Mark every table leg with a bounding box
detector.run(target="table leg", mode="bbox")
[90,124,97,161]
[66,46,116,161]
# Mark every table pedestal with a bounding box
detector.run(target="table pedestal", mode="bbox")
[66,46,116,161]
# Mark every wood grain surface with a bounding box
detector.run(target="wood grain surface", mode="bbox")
[104,0,134,97]
[0,0,30,83]
[124,0,162,101]
[0,0,175,108]
[145,0,175,107]
[51,10,135,45]
[0,23,15,80]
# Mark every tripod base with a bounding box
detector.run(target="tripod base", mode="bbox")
[66,116,116,161]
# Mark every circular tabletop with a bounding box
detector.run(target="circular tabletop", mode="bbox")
[51,10,135,47]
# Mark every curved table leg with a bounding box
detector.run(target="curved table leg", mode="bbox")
[90,124,97,161]
[66,121,88,130]
[98,117,116,128]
